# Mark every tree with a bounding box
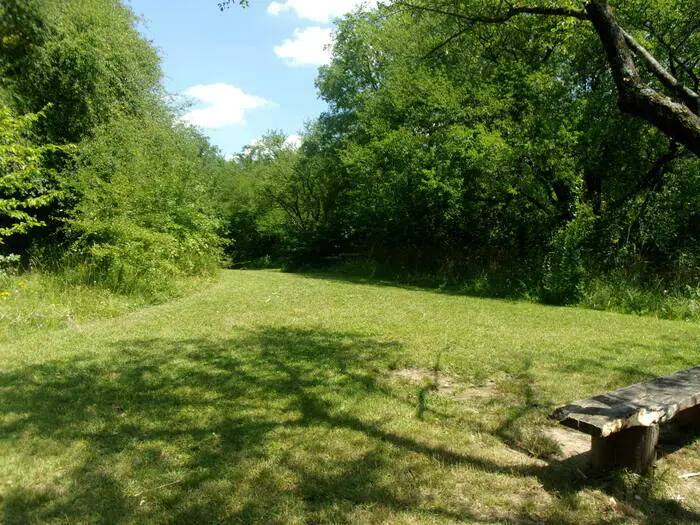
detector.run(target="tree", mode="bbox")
[218,0,698,297]
[394,0,699,155]
[1,0,230,293]
[0,0,171,257]
[0,0,163,144]
[0,104,62,245]
[65,113,224,295]
[219,0,697,152]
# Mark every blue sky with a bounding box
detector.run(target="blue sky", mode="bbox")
[126,0,376,157]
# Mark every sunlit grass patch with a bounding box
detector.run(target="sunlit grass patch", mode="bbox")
[0,272,138,341]
[1,270,699,523]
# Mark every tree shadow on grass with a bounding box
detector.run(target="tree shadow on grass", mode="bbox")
[1,327,698,524]
[478,361,700,525]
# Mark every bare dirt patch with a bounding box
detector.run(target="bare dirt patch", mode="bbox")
[391,368,592,461]
[541,425,591,459]
[452,380,499,402]
[390,368,498,402]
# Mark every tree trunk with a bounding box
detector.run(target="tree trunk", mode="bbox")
[585,1,700,155]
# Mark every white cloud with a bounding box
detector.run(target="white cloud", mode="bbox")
[267,0,378,23]
[181,83,272,129]
[285,134,302,149]
[274,26,333,66]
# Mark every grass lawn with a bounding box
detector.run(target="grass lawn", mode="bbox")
[1,269,699,524]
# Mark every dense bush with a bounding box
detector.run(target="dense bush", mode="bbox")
[61,115,224,296]
[1,0,228,298]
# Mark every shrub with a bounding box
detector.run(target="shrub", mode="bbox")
[62,115,223,297]
[540,204,595,305]
[0,103,63,245]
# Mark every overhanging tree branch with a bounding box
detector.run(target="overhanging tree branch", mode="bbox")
[395,1,589,23]
[584,1,700,155]
[622,30,700,113]
[395,0,700,156]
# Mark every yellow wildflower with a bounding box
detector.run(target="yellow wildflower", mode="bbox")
[0,291,11,300]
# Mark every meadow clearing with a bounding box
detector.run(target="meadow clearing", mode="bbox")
[1,270,699,524]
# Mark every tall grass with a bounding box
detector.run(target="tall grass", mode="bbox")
[0,271,140,342]
[0,261,216,343]
[290,260,700,321]
[580,275,700,321]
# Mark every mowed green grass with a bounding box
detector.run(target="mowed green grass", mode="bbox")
[1,270,699,524]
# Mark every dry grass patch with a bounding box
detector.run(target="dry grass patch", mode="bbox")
[389,367,499,401]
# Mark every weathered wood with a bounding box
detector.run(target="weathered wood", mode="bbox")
[673,405,700,429]
[550,366,700,437]
[591,425,659,473]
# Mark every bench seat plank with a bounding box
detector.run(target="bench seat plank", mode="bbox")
[551,365,700,438]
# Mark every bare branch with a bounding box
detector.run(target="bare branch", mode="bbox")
[394,1,589,23]
[422,28,470,59]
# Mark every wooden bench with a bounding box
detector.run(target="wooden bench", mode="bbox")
[550,366,700,472]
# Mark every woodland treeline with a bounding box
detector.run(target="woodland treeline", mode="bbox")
[1,0,699,315]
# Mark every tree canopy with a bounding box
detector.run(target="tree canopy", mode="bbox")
[221,0,699,306]
[395,0,699,155]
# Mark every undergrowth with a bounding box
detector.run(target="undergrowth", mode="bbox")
[580,276,700,322]
[290,260,700,322]
[0,267,214,343]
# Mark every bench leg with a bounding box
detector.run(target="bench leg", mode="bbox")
[673,405,700,429]
[591,425,659,473]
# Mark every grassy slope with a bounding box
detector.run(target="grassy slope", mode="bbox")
[0,272,141,340]
[1,270,699,524]
[0,271,219,344]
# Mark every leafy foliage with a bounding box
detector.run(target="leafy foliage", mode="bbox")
[0,0,229,297]
[0,0,162,144]
[224,1,699,309]
[64,115,224,296]
[0,104,63,244]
